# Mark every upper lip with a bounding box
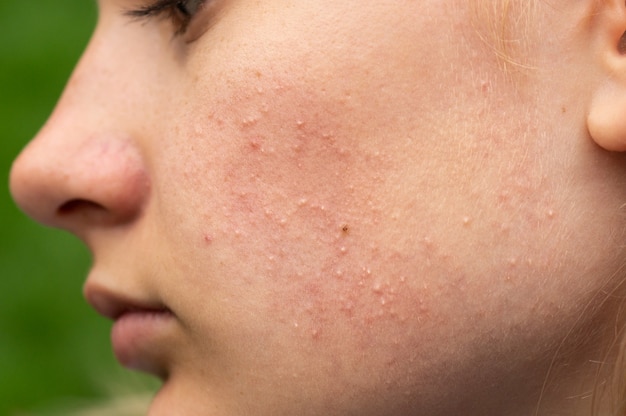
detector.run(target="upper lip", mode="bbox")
[84,282,170,321]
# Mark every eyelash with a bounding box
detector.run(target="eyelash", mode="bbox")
[126,0,207,36]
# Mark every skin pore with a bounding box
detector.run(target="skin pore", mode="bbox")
[9,0,626,415]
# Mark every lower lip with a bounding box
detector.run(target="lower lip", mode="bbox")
[111,309,174,376]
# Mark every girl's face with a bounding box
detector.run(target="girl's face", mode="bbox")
[10,1,626,415]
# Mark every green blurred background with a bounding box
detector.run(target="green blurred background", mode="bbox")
[1,2,155,415]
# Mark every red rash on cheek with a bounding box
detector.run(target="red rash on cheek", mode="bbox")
[187,70,434,346]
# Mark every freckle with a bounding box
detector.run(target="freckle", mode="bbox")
[341,301,354,314]
[249,138,263,151]
[498,191,510,204]
[561,106,567,114]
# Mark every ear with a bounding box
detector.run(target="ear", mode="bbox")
[587,0,626,151]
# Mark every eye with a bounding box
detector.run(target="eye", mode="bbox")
[127,0,208,37]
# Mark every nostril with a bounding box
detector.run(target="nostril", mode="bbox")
[58,199,106,216]
[57,199,112,227]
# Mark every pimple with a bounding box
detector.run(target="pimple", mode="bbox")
[481,80,491,94]
[462,216,472,227]
[418,299,429,315]
[242,115,260,127]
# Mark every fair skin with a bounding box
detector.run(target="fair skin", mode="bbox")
[9,0,626,415]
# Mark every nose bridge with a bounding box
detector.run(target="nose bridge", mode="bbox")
[9,18,152,235]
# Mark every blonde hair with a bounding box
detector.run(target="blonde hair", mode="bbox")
[468,0,539,73]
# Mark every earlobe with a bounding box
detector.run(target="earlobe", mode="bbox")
[585,0,626,151]
[587,77,626,151]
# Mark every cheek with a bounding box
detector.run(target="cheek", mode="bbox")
[206,79,417,322]
[159,68,442,359]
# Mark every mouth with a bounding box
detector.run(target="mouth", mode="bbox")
[85,287,175,378]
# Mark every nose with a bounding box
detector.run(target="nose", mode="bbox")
[9,32,149,240]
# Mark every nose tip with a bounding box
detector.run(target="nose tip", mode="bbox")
[10,131,149,236]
